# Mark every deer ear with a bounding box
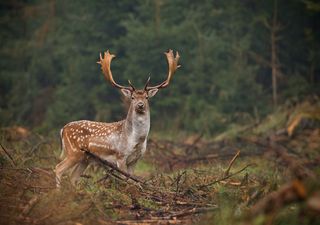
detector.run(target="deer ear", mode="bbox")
[147,89,159,98]
[121,89,132,98]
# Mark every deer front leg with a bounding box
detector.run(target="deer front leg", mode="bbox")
[116,158,127,172]
[127,164,135,175]
[70,160,88,186]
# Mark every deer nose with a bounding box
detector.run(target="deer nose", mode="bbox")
[137,102,144,109]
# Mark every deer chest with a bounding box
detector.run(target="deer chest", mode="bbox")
[126,140,146,166]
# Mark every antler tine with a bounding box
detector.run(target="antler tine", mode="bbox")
[144,76,151,90]
[97,50,133,91]
[146,49,180,90]
[128,80,135,90]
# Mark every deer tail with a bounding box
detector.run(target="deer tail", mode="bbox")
[59,128,66,159]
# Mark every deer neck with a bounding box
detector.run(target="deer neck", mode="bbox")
[124,105,150,142]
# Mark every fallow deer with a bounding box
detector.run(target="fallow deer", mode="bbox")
[55,49,180,187]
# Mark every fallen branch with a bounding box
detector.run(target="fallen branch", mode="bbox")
[167,206,218,218]
[0,142,16,166]
[82,149,144,184]
[20,196,39,216]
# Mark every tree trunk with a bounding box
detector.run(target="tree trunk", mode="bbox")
[154,0,162,36]
[271,0,278,108]
[271,30,277,107]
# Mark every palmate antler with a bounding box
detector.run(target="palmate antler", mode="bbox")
[98,49,180,91]
[144,49,181,91]
[97,50,134,91]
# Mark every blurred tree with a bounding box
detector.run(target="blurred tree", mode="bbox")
[112,0,268,133]
[0,0,319,135]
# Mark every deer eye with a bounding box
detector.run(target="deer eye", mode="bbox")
[146,96,149,99]
[131,96,134,100]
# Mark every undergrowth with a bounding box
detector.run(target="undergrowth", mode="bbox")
[0,99,319,224]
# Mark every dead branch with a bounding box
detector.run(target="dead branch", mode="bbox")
[169,206,218,218]
[82,149,144,184]
[224,150,240,177]
[199,164,255,188]
[20,196,39,216]
[0,142,16,166]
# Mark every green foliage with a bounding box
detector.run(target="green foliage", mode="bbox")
[282,74,311,99]
[0,0,319,135]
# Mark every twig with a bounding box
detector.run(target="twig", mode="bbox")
[96,174,110,183]
[20,196,39,216]
[0,142,16,166]
[224,150,240,177]
[199,164,254,188]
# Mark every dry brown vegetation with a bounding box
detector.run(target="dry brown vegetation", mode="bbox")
[0,99,320,225]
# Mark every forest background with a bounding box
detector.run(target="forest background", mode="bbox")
[1,0,319,136]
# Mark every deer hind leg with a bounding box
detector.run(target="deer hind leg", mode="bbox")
[55,157,80,188]
[55,132,83,188]
[70,160,88,186]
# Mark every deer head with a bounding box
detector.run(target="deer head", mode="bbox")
[97,49,180,115]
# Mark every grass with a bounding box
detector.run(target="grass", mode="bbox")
[0,99,319,224]
[134,160,156,175]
